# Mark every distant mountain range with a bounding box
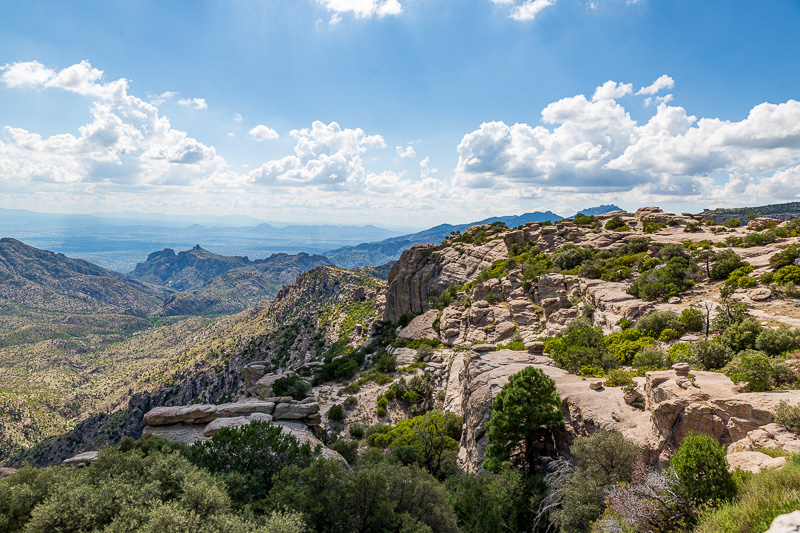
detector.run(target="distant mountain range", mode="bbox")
[0,208,402,272]
[130,245,330,315]
[324,205,622,269]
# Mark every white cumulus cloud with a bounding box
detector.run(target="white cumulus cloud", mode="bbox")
[318,0,403,19]
[637,74,675,96]
[249,125,280,141]
[178,97,207,110]
[493,0,556,21]
[454,77,800,205]
[396,145,415,158]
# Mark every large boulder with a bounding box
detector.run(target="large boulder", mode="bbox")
[766,511,800,533]
[61,451,99,467]
[726,451,786,473]
[143,404,218,426]
[397,309,440,340]
[728,423,800,454]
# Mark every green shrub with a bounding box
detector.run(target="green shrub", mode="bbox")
[551,244,595,271]
[710,250,749,280]
[604,369,634,387]
[344,396,358,409]
[691,338,734,370]
[680,308,705,332]
[775,265,800,284]
[738,276,757,288]
[187,420,320,506]
[349,422,366,439]
[774,400,800,432]
[685,222,702,232]
[376,407,387,417]
[770,245,800,270]
[755,325,800,356]
[760,272,775,284]
[671,432,736,512]
[377,395,389,408]
[724,217,743,228]
[272,375,312,400]
[635,310,685,339]
[327,404,345,422]
[659,328,681,341]
[605,216,627,231]
[723,350,775,392]
[627,256,696,301]
[547,319,616,373]
[719,318,763,353]
[633,346,668,369]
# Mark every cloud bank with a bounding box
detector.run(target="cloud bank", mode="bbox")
[2,60,800,222]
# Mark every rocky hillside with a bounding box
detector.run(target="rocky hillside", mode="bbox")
[131,245,250,290]
[158,251,331,315]
[6,265,386,466]
[0,237,169,316]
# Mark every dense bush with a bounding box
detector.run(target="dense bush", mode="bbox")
[187,421,320,506]
[605,216,628,231]
[755,325,800,356]
[269,459,460,533]
[775,265,800,284]
[718,318,763,353]
[671,432,736,513]
[627,256,696,301]
[634,310,685,339]
[724,217,743,228]
[445,469,544,533]
[349,422,366,439]
[0,442,305,533]
[710,249,749,280]
[327,404,345,422]
[690,338,734,370]
[604,328,655,365]
[547,319,615,372]
[723,350,781,392]
[272,375,312,400]
[551,244,594,271]
[774,400,800,432]
[680,307,705,331]
[770,244,800,270]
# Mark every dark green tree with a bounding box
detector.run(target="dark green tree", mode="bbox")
[670,432,736,519]
[483,367,563,474]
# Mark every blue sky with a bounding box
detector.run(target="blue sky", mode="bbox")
[1,0,799,227]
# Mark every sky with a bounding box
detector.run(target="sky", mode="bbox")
[1,0,800,227]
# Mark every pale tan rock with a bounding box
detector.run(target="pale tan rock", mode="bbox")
[143,404,217,426]
[729,423,800,454]
[397,309,440,340]
[765,510,800,533]
[143,424,208,444]
[214,401,275,417]
[726,451,786,474]
[203,416,251,437]
[273,402,320,419]
[749,287,772,301]
[589,381,604,391]
[61,451,98,467]
[472,343,497,352]
[0,467,16,479]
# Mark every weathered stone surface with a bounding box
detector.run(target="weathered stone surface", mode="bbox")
[254,372,296,400]
[243,364,268,388]
[214,401,275,418]
[729,423,800,454]
[61,451,98,467]
[397,309,440,340]
[765,510,800,533]
[0,467,16,479]
[273,402,320,419]
[589,381,604,391]
[472,343,497,352]
[389,347,417,366]
[203,416,251,437]
[143,404,217,426]
[726,451,786,474]
[672,363,691,375]
[143,423,207,444]
[749,287,773,301]
[526,341,545,353]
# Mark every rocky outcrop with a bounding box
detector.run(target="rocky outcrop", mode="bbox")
[398,309,440,340]
[725,451,786,473]
[765,511,800,533]
[142,399,321,435]
[451,346,800,473]
[61,451,98,467]
[728,423,800,455]
[580,279,655,331]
